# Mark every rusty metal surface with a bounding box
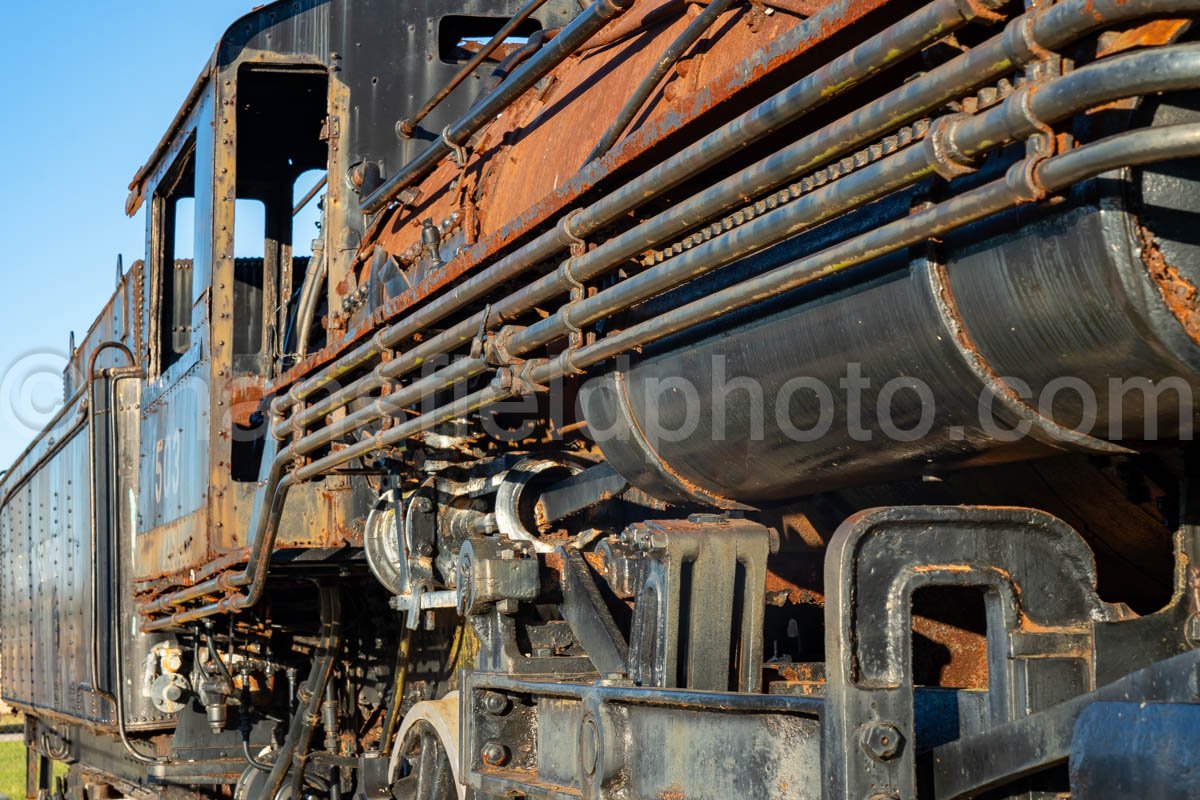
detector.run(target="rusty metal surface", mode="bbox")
[140,0,1200,628]
[268,0,889,395]
[127,0,898,603]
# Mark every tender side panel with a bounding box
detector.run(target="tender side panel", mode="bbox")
[0,397,104,723]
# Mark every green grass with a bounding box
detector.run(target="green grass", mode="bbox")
[0,738,66,800]
[0,739,26,800]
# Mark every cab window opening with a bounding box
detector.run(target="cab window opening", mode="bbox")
[229,64,329,483]
[152,136,197,374]
[230,65,329,378]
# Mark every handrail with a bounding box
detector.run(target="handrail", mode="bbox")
[83,342,160,764]
[361,0,635,214]
[398,0,553,139]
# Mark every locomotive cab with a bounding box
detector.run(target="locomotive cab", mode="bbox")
[130,36,357,585]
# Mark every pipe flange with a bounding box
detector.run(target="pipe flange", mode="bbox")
[926,114,977,180]
[495,458,585,553]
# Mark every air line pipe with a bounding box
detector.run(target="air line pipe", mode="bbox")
[369,123,1200,467]
[279,36,1200,458]
[296,41,1200,452]
[505,44,1200,354]
[533,122,1200,375]
[143,28,1200,628]
[280,126,1200,493]
[276,0,1200,435]
[275,0,1007,422]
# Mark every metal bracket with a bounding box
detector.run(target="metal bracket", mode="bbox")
[626,516,772,692]
[559,548,629,676]
[442,125,469,167]
[823,506,1115,800]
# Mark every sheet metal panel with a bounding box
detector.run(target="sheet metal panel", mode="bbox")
[0,396,101,721]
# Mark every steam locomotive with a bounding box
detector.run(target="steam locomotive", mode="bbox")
[4,0,1200,796]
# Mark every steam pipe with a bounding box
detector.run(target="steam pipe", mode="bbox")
[288,42,1200,458]
[280,0,1200,431]
[234,123,1200,556]
[361,0,636,215]
[140,120,1200,631]
[314,121,1200,491]
[263,585,342,800]
[538,121,1200,375]
[276,0,1006,425]
[506,43,1200,354]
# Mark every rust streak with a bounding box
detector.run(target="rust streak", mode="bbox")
[1138,222,1200,343]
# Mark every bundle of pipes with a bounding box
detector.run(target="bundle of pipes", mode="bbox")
[139,0,1200,630]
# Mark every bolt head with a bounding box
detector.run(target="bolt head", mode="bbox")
[481,691,510,716]
[497,598,519,615]
[480,740,509,767]
[860,721,904,762]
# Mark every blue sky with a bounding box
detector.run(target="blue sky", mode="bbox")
[0,2,260,468]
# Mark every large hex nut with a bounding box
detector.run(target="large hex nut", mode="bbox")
[859,721,905,762]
